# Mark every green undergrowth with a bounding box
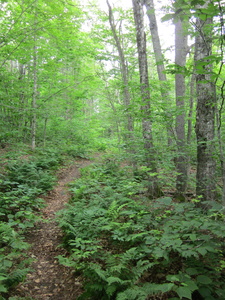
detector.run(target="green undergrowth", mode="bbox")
[57,158,225,300]
[0,147,63,298]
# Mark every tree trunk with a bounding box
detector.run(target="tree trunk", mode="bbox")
[132,0,161,198]
[99,64,122,143]
[106,0,133,137]
[43,116,48,148]
[31,45,37,151]
[144,0,174,146]
[31,3,38,151]
[216,102,225,205]
[174,17,188,200]
[194,3,216,202]
[187,74,195,145]
[18,63,26,138]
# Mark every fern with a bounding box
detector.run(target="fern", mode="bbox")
[0,222,31,295]
[0,149,63,296]
[117,283,175,300]
[58,160,225,300]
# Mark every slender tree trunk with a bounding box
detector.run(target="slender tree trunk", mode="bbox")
[187,74,195,145]
[18,63,26,138]
[31,42,37,150]
[194,2,216,202]
[174,17,188,199]
[216,102,225,204]
[31,3,38,150]
[106,0,133,137]
[144,0,174,147]
[132,0,161,198]
[186,73,195,179]
[216,3,225,204]
[99,64,122,143]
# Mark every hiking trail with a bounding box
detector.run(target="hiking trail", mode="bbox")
[12,157,94,300]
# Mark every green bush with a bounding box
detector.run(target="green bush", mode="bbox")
[6,161,56,191]
[34,148,63,170]
[0,159,56,226]
[58,162,225,300]
[63,145,89,159]
[0,149,62,296]
[0,222,31,296]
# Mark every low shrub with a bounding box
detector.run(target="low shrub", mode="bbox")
[0,148,62,296]
[63,145,89,159]
[57,161,225,300]
[0,222,31,295]
[0,160,55,227]
[6,160,56,191]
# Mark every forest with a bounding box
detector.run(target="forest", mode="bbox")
[0,0,225,299]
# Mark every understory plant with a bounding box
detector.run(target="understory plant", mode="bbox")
[0,222,31,294]
[57,158,225,300]
[0,147,62,297]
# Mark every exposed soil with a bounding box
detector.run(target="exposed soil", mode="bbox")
[11,158,95,300]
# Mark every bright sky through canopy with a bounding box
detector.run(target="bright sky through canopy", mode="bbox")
[94,0,175,60]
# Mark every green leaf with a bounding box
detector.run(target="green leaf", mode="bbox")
[189,234,197,241]
[176,286,192,299]
[2,260,12,268]
[143,282,174,293]
[186,268,199,276]
[196,247,207,256]
[106,276,123,285]
[192,0,205,4]
[0,284,7,292]
[198,286,213,297]
[199,14,208,21]
[157,283,174,293]
[184,280,198,292]
[166,275,180,282]
[196,275,212,285]
[161,13,174,22]
[155,197,172,206]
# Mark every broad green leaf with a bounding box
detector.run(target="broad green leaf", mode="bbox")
[2,260,12,268]
[186,268,199,275]
[196,275,212,285]
[155,197,172,206]
[166,274,180,282]
[189,234,197,241]
[0,275,7,281]
[157,283,174,293]
[176,286,192,299]
[161,14,174,22]
[0,284,7,292]
[143,282,174,293]
[184,280,198,292]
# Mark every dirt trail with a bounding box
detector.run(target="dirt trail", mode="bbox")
[12,158,94,300]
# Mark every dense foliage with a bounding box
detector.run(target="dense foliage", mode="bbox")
[1,0,225,298]
[0,148,62,296]
[57,158,225,299]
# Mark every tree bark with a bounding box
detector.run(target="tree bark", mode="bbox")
[106,0,133,137]
[132,0,161,198]
[144,0,174,146]
[18,63,26,137]
[187,74,195,145]
[31,2,38,151]
[174,17,188,199]
[194,2,216,202]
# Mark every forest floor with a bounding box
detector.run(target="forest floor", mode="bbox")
[11,156,96,300]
